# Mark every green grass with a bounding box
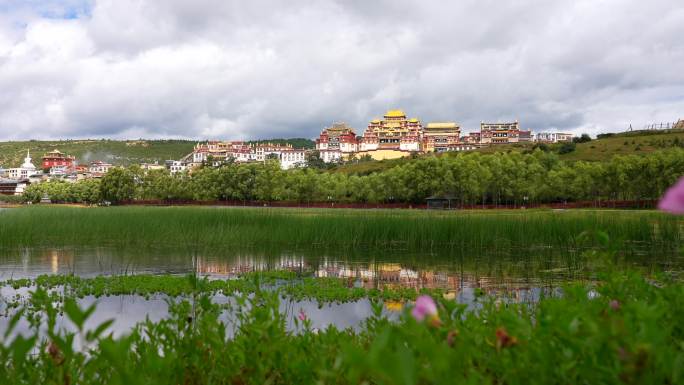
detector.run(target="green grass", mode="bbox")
[330,157,413,175]
[0,206,679,253]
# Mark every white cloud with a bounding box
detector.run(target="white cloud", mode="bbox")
[0,0,683,140]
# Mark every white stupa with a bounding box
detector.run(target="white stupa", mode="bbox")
[21,150,36,171]
[6,150,38,180]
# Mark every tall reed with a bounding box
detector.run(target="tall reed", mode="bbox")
[0,206,679,253]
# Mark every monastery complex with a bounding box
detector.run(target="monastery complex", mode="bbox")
[316,109,537,161]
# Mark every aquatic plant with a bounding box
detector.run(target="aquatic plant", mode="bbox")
[1,273,447,307]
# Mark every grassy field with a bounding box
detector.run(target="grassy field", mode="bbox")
[0,206,678,253]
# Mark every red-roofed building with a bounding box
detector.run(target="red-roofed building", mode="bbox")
[42,150,75,172]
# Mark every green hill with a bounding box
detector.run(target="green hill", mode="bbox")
[331,129,684,175]
[0,139,196,168]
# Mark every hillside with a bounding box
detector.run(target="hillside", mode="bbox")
[331,129,684,175]
[2,130,682,172]
[0,139,196,168]
[0,138,318,168]
[474,129,684,161]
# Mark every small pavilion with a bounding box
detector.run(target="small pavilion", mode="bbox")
[426,195,458,210]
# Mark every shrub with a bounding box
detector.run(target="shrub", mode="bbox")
[558,142,577,154]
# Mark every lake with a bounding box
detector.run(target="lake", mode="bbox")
[1,207,682,338]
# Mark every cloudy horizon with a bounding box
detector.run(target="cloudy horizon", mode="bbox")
[0,0,683,141]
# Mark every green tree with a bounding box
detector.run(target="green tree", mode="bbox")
[100,167,136,204]
[573,133,592,143]
[305,151,326,169]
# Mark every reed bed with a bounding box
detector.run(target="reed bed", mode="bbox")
[0,206,679,253]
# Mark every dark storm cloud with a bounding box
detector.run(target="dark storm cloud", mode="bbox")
[0,0,682,140]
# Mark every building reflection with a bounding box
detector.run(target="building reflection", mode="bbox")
[195,255,308,277]
[194,254,565,298]
[39,249,75,275]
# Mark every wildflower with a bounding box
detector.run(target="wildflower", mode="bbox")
[298,309,307,322]
[609,299,620,311]
[658,177,684,214]
[447,330,459,347]
[411,295,441,326]
[495,327,518,351]
[411,295,438,322]
[47,341,64,365]
[385,301,404,312]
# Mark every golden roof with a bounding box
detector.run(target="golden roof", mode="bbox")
[426,122,459,130]
[409,118,419,123]
[385,109,406,118]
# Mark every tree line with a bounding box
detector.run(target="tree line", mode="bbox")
[22,148,684,206]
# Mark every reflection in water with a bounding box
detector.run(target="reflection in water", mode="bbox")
[50,251,59,274]
[0,245,678,292]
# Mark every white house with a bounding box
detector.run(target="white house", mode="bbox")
[279,149,307,170]
[166,160,187,174]
[89,161,113,176]
[319,149,342,163]
[536,132,574,143]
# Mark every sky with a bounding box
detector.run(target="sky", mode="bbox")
[0,0,683,141]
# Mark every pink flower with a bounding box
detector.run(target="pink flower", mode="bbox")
[659,177,684,214]
[298,309,307,322]
[411,295,438,322]
[609,299,620,311]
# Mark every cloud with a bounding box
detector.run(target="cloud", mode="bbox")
[0,0,683,140]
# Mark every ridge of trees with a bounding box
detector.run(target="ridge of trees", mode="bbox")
[23,148,684,206]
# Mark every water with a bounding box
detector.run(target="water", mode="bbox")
[0,245,678,287]
[0,246,679,337]
[0,282,548,343]
[0,290,389,340]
